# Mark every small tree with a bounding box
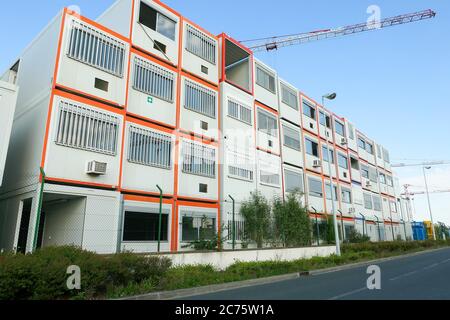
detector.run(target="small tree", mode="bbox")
[347,228,371,243]
[240,191,272,248]
[273,192,311,247]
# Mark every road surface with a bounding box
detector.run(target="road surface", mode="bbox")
[183,247,450,300]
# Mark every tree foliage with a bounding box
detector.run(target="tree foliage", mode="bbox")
[272,192,311,247]
[239,191,272,248]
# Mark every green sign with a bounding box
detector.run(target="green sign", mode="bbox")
[147,96,154,104]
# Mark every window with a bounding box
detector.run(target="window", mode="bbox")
[227,98,251,125]
[379,172,386,184]
[338,154,348,169]
[55,100,119,155]
[341,188,352,204]
[256,65,276,93]
[390,201,398,213]
[181,211,216,242]
[283,125,301,151]
[185,24,216,64]
[281,84,298,110]
[319,111,331,128]
[348,123,355,140]
[258,110,278,137]
[361,165,369,179]
[325,183,338,200]
[227,151,254,181]
[95,78,109,92]
[358,137,366,150]
[322,146,334,164]
[383,148,390,163]
[366,142,374,155]
[182,140,216,178]
[260,170,280,187]
[308,177,323,198]
[363,193,373,209]
[133,56,175,102]
[199,183,208,193]
[128,125,172,169]
[373,196,382,211]
[302,102,316,120]
[350,157,359,170]
[335,120,345,136]
[376,144,382,158]
[284,169,304,193]
[305,138,319,157]
[386,175,394,187]
[139,2,176,40]
[67,20,126,77]
[184,80,216,118]
[123,211,168,241]
[369,167,378,183]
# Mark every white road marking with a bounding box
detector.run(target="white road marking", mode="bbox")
[328,287,367,300]
[389,270,418,281]
[423,263,439,270]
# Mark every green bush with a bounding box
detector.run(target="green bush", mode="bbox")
[0,246,171,300]
[346,229,371,243]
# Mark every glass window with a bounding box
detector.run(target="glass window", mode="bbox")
[283,125,301,151]
[348,123,355,140]
[373,196,382,211]
[256,66,276,93]
[350,157,359,170]
[305,138,319,157]
[383,148,390,163]
[341,188,352,204]
[335,120,345,136]
[390,201,398,213]
[139,2,176,41]
[281,84,298,110]
[123,211,169,241]
[258,110,278,137]
[338,154,348,169]
[302,102,316,120]
[181,212,216,242]
[361,165,369,179]
[369,167,378,183]
[358,137,366,150]
[284,169,304,193]
[363,193,373,209]
[308,177,323,198]
[322,146,334,164]
[386,175,394,187]
[379,172,386,184]
[366,142,374,155]
[325,183,338,200]
[319,111,331,128]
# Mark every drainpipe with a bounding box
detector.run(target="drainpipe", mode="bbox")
[311,207,320,246]
[389,217,395,241]
[156,185,163,253]
[32,167,46,252]
[228,195,236,250]
[338,209,345,242]
[374,215,382,242]
[359,212,366,237]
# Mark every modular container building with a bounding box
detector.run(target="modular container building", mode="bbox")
[0,0,412,254]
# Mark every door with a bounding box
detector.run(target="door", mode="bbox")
[17,198,32,254]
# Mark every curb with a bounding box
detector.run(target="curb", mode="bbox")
[120,246,450,300]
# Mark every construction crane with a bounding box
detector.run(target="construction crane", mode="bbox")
[402,189,450,197]
[241,9,436,52]
[392,160,450,168]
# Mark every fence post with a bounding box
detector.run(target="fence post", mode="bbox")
[32,167,46,252]
[156,185,163,253]
[229,195,236,250]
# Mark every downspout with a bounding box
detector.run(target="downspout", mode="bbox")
[32,167,46,252]
[157,185,163,253]
[359,212,366,237]
[228,195,236,250]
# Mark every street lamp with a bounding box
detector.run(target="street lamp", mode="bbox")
[322,92,340,256]
[422,166,436,240]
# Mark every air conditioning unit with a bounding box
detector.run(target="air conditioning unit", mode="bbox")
[86,161,107,175]
[313,160,322,168]
[365,180,372,188]
[341,137,348,145]
[348,207,356,214]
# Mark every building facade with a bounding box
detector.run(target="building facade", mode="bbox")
[0,0,412,254]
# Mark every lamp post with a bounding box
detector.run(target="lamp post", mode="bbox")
[322,93,340,256]
[422,166,436,240]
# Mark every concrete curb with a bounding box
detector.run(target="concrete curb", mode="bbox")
[120,246,450,300]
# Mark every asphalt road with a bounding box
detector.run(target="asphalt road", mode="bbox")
[183,247,450,300]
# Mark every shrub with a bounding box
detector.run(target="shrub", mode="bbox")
[240,191,272,248]
[0,246,171,300]
[347,229,371,243]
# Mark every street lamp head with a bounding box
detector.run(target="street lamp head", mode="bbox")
[425,166,432,170]
[323,93,337,100]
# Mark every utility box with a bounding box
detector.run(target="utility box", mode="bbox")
[0,80,18,186]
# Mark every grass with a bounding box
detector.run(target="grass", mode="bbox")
[107,239,450,299]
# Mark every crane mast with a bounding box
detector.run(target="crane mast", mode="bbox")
[242,9,436,52]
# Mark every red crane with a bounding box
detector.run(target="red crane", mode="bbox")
[241,9,436,52]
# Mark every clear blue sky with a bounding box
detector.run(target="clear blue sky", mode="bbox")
[1,1,449,224]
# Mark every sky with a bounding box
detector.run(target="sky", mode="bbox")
[1,0,449,224]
